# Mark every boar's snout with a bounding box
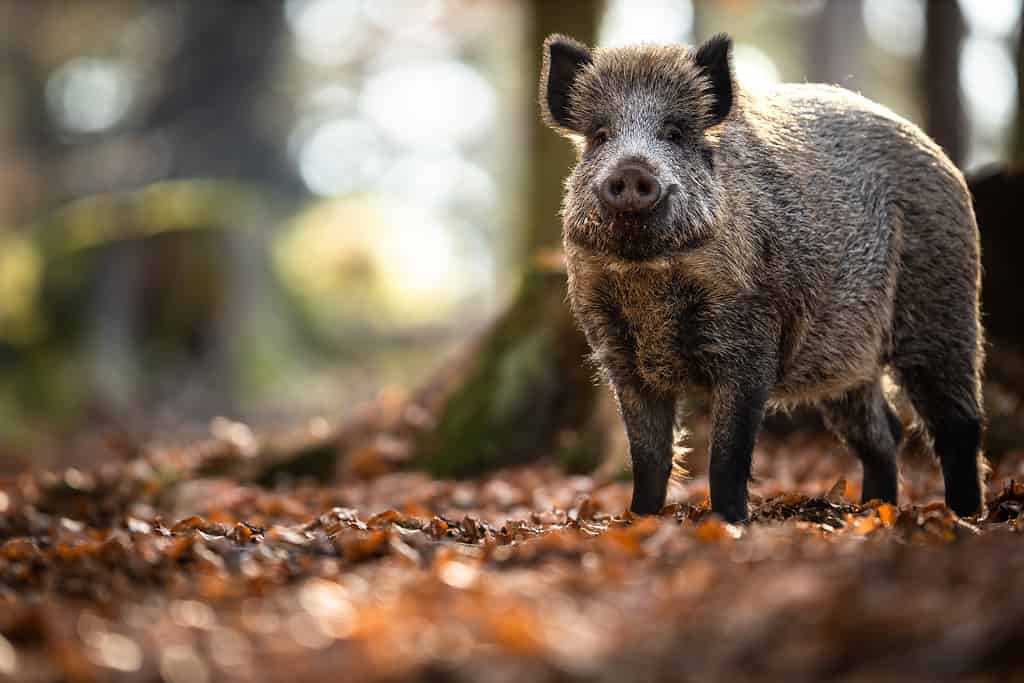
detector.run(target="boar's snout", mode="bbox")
[599,165,663,214]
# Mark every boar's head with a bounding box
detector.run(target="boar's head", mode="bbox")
[540,34,734,261]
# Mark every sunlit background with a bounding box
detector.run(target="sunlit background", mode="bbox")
[0,0,1020,456]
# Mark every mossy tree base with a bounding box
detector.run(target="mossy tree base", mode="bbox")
[414,266,601,477]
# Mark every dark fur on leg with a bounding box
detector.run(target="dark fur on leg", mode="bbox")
[709,384,769,523]
[615,384,677,516]
[933,416,983,517]
[820,381,900,505]
[897,365,984,517]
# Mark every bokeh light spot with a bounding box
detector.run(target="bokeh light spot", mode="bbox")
[360,60,495,151]
[960,35,1018,133]
[863,0,925,58]
[599,0,694,47]
[733,44,782,89]
[45,58,138,134]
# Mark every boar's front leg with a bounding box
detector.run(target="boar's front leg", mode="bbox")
[615,383,677,516]
[708,382,770,523]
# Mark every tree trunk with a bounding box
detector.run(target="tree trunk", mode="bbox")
[142,0,300,191]
[1015,0,1024,169]
[414,1,604,476]
[807,0,864,86]
[86,0,299,418]
[923,0,967,168]
[970,7,1024,356]
[959,4,1024,458]
[523,2,602,250]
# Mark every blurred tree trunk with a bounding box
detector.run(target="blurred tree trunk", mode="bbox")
[88,0,299,419]
[0,3,58,225]
[971,0,1024,349]
[524,4,600,250]
[807,0,864,86]
[415,1,604,476]
[923,0,967,168]
[1015,0,1024,168]
[962,3,1024,457]
[142,0,300,190]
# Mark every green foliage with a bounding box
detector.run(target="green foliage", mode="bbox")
[0,180,305,440]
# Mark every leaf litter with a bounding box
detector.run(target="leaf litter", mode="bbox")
[2,426,1024,682]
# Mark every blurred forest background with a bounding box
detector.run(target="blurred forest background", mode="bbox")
[0,0,1022,471]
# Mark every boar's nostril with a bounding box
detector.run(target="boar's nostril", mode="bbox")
[600,165,663,214]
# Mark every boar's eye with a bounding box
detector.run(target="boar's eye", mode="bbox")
[589,128,609,147]
[662,123,685,146]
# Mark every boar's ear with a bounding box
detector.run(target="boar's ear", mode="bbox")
[540,34,592,133]
[694,33,734,127]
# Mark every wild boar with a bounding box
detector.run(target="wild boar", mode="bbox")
[539,33,984,522]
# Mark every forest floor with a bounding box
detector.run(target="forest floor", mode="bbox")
[3,415,1024,683]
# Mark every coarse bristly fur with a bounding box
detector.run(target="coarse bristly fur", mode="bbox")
[539,33,985,522]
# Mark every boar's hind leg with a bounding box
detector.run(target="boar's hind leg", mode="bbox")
[615,384,677,516]
[896,362,983,518]
[892,197,984,516]
[820,381,901,505]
